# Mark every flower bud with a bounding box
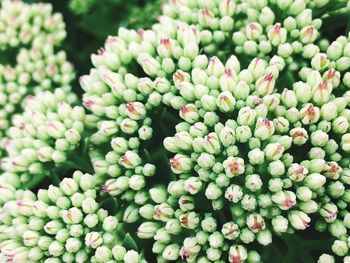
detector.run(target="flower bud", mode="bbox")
[229,245,247,263]
[180,237,201,261]
[246,23,263,40]
[257,229,272,246]
[124,250,141,263]
[268,24,287,46]
[271,191,296,210]
[120,118,138,134]
[288,211,310,230]
[217,91,236,112]
[95,246,112,262]
[237,107,256,127]
[265,143,284,161]
[236,126,252,143]
[300,104,320,125]
[255,73,275,96]
[272,216,289,233]
[323,161,342,180]
[119,151,141,169]
[254,118,275,141]
[225,185,243,203]
[318,254,335,263]
[205,183,222,200]
[138,53,161,77]
[179,212,199,229]
[245,174,262,192]
[233,81,250,100]
[60,178,78,196]
[125,102,146,120]
[293,82,312,103]
[207,56,225,77]
[170,154,192,174]
[219,68,238,92]
[48,240,64,257]
[341,134,350,152]
[246,214,265,233]
[162,244,180,261]
[102,177,129,196]
[332,240,348,256]
[287,164,308,182]
[179,104,199,123]
[137,222,159,239]
[154,203,174,222]
[300,26,317,44]
[332,116,349,134]
[223,157,245,178]
[304,173,326,190]
[149,187,167,204]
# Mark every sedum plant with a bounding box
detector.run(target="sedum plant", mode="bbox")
[0,0,75,143]
[0,171,145,262]
[1,0,350,262]
[1,88,84,188]
[0,0,66,49]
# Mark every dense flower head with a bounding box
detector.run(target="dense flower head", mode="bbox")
[0,0,73,143]
[75,0,350,261]
[0,0,66,49]
[0,88,84,186]
[0,171,146,263]
[1,0,350,262]
[0,45,75,138]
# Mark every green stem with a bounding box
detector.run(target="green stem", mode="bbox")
[50,170,61,186]
[346,16,350,35]
[23,172,48,190]
[161,109,181,123]
[69,154,94,173]
[281,234,318,263]
[303,238,334,250]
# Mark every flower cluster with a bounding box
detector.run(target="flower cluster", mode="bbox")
[0,89,84,187]
[0,171,145,263]
[0,0,66,49]
[0,45,75,138]
[0,0,74,141]
[78,0,350,261]
[1,0,350,262]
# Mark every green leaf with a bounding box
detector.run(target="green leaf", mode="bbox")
[123,233,138,251]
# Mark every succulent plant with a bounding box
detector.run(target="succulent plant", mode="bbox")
[0,0,74,143]
[1,0,350,262]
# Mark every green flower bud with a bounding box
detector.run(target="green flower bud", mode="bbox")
[124,250,141,263]
[288,211,310,230]
[318,254,335,263]
[246,213,265,234]
[162,244,180,261]
[229,245,247,263]
[329,220,347,238]
[272,215,289,233]
[245,174,263,192]
[332,240,348,256]
[137,222,159,239]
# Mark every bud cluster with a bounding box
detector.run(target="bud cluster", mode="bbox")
[77,0,350,261]
[0,45,75,138]
[0,89,84,186]
[0,0,349,262]
[0,0,74,142]
[0,171,145,263]
[0,0,66,49]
